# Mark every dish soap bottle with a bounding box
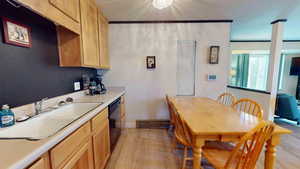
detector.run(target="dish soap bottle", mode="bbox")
[0,104,15,128]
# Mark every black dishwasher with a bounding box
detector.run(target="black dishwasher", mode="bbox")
[108,97,121,151]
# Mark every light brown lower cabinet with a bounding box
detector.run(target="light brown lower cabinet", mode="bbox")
[92,108,110,169]
[27,153,51,169]
[25,107,112,169]
[61,139,94,169]
[92,121,110,169]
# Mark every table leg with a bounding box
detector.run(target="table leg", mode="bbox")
[265,135,280,169]
[193,139,205,169]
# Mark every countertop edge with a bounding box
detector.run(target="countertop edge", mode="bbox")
[9,90,125,169]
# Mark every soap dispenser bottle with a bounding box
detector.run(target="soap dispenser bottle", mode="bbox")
[0,104,15,128]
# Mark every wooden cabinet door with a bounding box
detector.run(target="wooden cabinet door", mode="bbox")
[49,0,80,22]
[93,120,110,169]
[61,139,94,169]
[98,9,110,69]
[27,154,50,169]
[80,0,100,67]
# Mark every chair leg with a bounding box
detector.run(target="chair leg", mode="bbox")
[172,136,177,150]
[181,146,188,169]
[168,124,174,135]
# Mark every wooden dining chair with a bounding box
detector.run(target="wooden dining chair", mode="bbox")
[203,121,275,169]
[232,98,264,120]
[166,95,175,130]
[173,106,194,169]
[217,93,237,106]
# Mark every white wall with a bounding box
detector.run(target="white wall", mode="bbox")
[104,23,231,127]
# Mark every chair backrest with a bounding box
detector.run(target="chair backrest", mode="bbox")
[224,121,275,169]
[173,106,193,146]
[166,95,175,124]
[217,93,237,106]
[232,98,264,120]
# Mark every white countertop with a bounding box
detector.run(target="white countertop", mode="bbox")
[0,87,125,169]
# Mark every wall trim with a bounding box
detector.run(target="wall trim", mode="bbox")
[231,40,300,43]
[271,19,288,24]
[227,85,271,94]
[109,20,233,24]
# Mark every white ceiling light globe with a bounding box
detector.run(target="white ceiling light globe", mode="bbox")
[152,0,174,10]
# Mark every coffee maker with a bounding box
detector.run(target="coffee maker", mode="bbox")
[95,75,106,94]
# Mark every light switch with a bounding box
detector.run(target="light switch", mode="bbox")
[74,82,81,91]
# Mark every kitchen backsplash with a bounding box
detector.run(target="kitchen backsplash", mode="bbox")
[0,1,96,107]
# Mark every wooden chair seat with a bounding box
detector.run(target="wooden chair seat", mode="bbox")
[202,148,240,169]
[202,121,274,169]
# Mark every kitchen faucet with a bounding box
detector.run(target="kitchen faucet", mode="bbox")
[34,98,48,115]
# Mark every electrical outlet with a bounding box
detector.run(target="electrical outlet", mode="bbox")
[74,82,81,91]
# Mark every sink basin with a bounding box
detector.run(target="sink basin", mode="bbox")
[0,102,102,140]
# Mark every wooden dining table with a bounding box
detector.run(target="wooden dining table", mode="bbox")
[170,97,292,169]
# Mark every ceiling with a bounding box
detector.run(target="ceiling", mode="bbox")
[96,0,300,40]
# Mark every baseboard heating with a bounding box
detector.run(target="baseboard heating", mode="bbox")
[136,120,170,129]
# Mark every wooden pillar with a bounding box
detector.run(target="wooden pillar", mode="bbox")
[267,19,287,120]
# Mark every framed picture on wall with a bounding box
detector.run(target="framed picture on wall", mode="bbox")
[2,17,32,48]
[146,56,156,69]
[209,46,220,64]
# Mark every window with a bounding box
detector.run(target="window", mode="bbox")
[229,52,269,91]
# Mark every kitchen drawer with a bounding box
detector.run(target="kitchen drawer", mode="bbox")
[91,108,108,132]
[50,122,91,169]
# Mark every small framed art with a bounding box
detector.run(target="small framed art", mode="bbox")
[2,17,32,48]
[209,46,220,64]
[146,56,156,69]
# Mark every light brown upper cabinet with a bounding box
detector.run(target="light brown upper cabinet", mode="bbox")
[49,0,80,22]
[55,0,110,68]
[98,9,110,69]
[57,0,101,68]
[17,0,80,34]
[80,0,100,67]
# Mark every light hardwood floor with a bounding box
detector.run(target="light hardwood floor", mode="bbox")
[106,122,300,169]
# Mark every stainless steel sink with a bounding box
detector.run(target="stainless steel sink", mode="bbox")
[0,102,102,140]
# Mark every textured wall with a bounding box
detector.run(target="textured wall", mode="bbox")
[104,23,231,127]
[0,1,95,107]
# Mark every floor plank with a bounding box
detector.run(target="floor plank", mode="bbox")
[106,123,300,169]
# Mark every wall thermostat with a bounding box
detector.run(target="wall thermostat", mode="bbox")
[207,74,217,81]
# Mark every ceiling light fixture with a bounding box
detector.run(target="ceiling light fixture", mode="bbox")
[152,0,173,10]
